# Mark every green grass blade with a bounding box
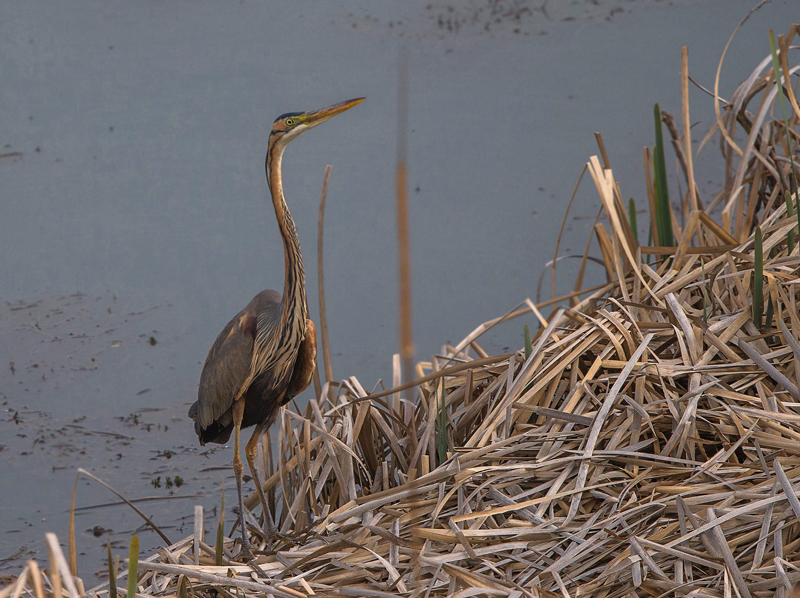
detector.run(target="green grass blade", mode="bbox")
[215,485,225,566]
[523,324,532,360]
[753,226,764,330]
[653,103,674,255]
[794,191,800,251]
[628,198,639,244]
[107,540,117,598]
[128,535,139,598]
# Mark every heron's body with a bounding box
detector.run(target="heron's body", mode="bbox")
[188,97,364,558]
[190,289,316,445]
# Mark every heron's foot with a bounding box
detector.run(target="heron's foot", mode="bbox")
[234,525,257,562]
[232,506,263,561]
[237,541,255,562]
[254,517,280,552]
[263,512,278,538]
[245,517,290,552]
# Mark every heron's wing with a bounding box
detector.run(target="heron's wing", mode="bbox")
[284,318,317,404]
[194,291,282,430]
[194,312,256,430]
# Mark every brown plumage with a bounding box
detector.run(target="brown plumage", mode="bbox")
[188,98,364,558]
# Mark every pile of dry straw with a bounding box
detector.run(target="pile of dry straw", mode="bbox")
[4,24,800,598]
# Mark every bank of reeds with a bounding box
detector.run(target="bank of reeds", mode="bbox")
[4,24,800,598]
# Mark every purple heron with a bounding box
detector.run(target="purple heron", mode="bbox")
[188,97,365,558]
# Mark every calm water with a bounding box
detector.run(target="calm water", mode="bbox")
[1,0,795,578]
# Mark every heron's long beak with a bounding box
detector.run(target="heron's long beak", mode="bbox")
[305,97,365,127]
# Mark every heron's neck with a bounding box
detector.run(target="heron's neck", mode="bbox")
[266,145,307,330]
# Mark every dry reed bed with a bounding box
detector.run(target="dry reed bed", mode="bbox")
[4,25,800,598]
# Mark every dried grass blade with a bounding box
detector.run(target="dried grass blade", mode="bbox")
[7,567,27,598]
[774,459,800,518]
[68,473,78,578]
[138,562,297,598]
[706,509,752,598]
[193,505,202,566]
[76,469,171,545]
[45,533,79,598]
[736,337,800,399]
[551,165,588,302]
[567,333,654,522]
[26,561,45,598]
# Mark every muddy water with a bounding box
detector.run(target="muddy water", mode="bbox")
[1,0,796,579]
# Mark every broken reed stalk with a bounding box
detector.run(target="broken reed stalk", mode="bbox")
[316,164,335,395]
[68,474,78,578]
[682,46,699,216]
[397,47,415,395]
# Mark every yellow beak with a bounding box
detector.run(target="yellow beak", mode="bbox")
[305,97,365,127]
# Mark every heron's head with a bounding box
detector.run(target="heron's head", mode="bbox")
[269,97,365,148]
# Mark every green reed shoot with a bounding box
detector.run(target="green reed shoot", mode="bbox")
[628,198,638,244]
[784,188,795,254]
[753,226,764,330]
[653,104,674,255]
[215,486,225,566]
[107,540,117,598]
[524,324,532,360]
[128,535,139,598]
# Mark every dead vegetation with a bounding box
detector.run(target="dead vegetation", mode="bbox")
[4,23,800,598]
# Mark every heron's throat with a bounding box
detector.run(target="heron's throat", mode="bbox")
[266,145,308,333]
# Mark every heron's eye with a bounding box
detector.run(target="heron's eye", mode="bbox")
[285,118,296,126]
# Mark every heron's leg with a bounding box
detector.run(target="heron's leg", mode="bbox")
[245,422,278,540]
[232,399,253,560]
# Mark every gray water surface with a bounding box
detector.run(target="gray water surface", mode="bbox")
[1,0,796,578]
